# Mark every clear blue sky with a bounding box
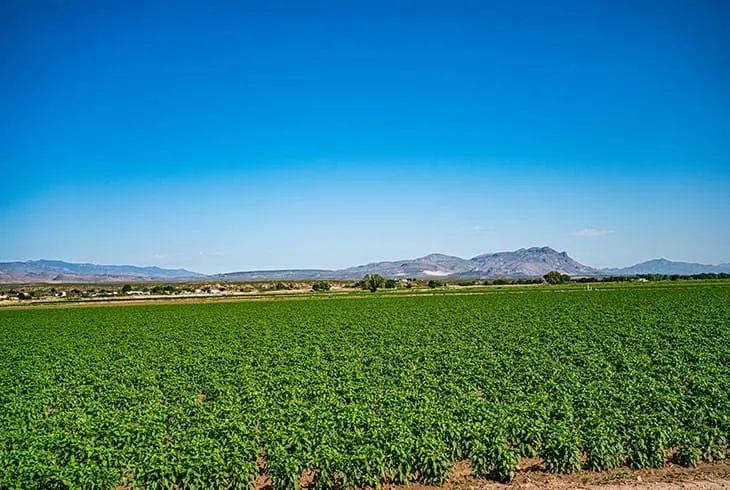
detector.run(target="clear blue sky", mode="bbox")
[2,0,728,273]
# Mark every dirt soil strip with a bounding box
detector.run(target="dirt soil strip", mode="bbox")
[381,460,730,490]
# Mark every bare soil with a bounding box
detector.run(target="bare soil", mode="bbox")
[382,459,730,490]
[249,458,730,490]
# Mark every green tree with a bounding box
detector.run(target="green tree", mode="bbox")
[384,279,397,289]
[362,274,386,292]
[312,281,331,292]
[121,284,132,294]
[427,280,444,289]
[543,271,570,285]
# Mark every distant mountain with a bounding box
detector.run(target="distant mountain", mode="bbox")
[0,260,206,283]
[218,247,597,280]
[336,253,474,278]
[601,258,730,276]
[465,247,597,277]
[214,270,335,281]
[3,250,728,284]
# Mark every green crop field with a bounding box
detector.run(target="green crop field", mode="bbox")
[1,284,729,489]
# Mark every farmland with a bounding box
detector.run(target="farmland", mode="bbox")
[1,284,729,488]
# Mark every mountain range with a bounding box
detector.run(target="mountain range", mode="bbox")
[602,258,730,276]
[1,248,728,283]
[0,260,205,284]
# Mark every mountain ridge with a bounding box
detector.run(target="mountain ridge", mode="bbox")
[601,258,730,276]
[0,259,205,284]
[1,250,728,283]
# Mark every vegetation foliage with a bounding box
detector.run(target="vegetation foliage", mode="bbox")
[543,271,571,284]
[359,274,386,292]
[0,285,728,488]
[311,282,331,292]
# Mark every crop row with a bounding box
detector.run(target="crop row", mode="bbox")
[1,285,729,488]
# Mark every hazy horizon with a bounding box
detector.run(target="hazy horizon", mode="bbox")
[3,1,729,274]
[2,245,729,276]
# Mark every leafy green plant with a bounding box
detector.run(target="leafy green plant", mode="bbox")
[584,427,625,471]
[544,424,582,473]
[626,427,667,469]
[0,284,728,487]
[469,432,518,483]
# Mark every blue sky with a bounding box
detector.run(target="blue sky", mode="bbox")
[2,0,728,274]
